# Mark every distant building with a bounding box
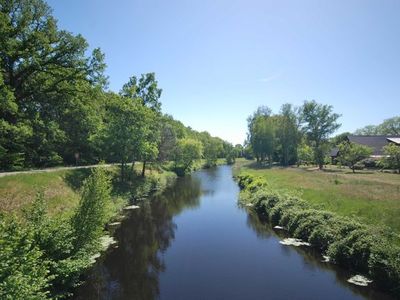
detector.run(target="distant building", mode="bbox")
[331,135,400,161]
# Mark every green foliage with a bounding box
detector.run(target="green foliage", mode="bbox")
[0,215,50,299]
[173,138,203,175]
[72,167,112,251]
[383,143,400,173]
[297,142,313,165]
[355,116,400,135]
[203,137,223,167]
[338,142,373,173]
[300,100,341,169]
[237,173,400,297]
[0,0,107,169]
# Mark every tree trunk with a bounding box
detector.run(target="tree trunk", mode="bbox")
[141,161,146,177]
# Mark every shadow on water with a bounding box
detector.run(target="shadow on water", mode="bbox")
[74,175,203,300]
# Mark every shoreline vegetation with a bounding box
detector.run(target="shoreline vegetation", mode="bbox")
[0,159,226,299]
[235,165,400,298]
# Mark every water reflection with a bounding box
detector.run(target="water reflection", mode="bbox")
[75,176,202,300]
[75,167,394,300]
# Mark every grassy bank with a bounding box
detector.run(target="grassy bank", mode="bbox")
[0,163,177,299]
[235,167,400,297]
[0,162,177,217]
[234,160,400,233]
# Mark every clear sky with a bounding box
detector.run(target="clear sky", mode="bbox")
[47,0,400,145]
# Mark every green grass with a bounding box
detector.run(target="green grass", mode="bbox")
[235,160,400,233]
[0,162,167,217]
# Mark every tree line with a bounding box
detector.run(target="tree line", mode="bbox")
[246,102,400,173]
[0,0,237,176]
[246,100,341,170]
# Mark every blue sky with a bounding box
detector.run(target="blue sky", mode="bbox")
[48,0,400,145]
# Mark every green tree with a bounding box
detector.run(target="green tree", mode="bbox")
[173,138,203,175]
[71,167,112,251]
[383,143,400,173]
[300,100,341,169]
[120,73,162,112]
[249,115,275,165]
[203,136,223,167]
[297,142,314,166]
[338,142,373,173]
[0,0,108,169]
[276,103,300,166]
[102,95,154,181]
[355,116,400,135]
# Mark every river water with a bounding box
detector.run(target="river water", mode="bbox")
[75,165,393,300]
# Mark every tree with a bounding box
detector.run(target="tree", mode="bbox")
[338,142,373,173]
[0,0,108,169]
[157,121,177,163]
[297,142,313,166]
[203,137,223,167]
[276,104,300,166]
[249,114,275,165]
[383,143,400,173]
[355,116,400,136]
[173,138,203,175]
[120,73,162,112]
[300,100,341,169]
[102,95,152,181]
[71,167,112,251]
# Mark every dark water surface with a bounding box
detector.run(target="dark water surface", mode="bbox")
[75,166,393,300]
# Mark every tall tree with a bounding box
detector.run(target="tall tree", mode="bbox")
[276,103,300,166]
[300,100,341,169]
[0,0,108,169]
[120,73,162,112]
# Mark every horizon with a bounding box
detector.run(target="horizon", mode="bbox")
[48,0,400,145]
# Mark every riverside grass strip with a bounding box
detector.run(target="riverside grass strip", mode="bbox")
[236,173,400,298]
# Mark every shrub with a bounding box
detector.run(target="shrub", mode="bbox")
[326,229,380,272]
[71,166,112,251]
[0,215,50,299]
[237,173,400,297]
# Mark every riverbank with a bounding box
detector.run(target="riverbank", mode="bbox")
[0,164,178,299]
[233,160,400,234]
[235,171,400,298]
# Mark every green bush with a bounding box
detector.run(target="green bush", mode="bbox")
[237,173,400,297]
[0,215,50,299]
[72,167,112,251]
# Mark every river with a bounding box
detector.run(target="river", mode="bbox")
[75,165,393,300]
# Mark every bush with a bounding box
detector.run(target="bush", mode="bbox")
[326,229,378,272]
[0,215,50,299]
[72,166,112,252]
[237,173,400,298]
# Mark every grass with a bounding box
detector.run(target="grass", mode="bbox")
[0,162,169,217]
[234,160,400,233]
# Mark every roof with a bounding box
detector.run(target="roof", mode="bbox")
[347,135,400,156]
[387,138,400,145]
[330,147,339,157]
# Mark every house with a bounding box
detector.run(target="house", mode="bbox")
[331,135,400,162]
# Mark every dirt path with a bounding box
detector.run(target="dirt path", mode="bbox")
[0,164,117,178]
